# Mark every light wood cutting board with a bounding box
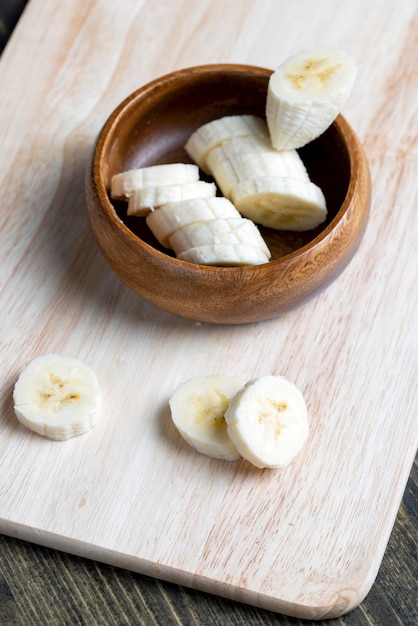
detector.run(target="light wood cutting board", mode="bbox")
[0,0,417,620]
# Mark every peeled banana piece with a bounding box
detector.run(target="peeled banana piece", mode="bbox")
[144,192,271,266]
[13,354,102,441]
[205,135,310,199]
[110,163,200,200]
[127,181,217,216]
[113,47,357,267]
[266,47,357,150]
[224,374,308,469]
[169,375,245,461]
[186,120,328,232]
[169,373,309,469]
[146,196,242,248]
[177,243,270,266]
[169,217,270,257]
[231,176,327,231]
[185,114,269,172]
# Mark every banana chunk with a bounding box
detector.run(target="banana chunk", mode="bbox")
[146,196,241,248]
[207,142,300,197]
[169,375,245,461]
[185,114,269,172]
[224,375,308,469]
[266,47,357,150]
[13,354,102,441]
[177,243,270,266]
[231,176,327,231]
[169,217,271,258]
[110,163,200,200]
[127,181,217,216]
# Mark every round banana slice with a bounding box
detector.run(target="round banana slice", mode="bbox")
[231,176,327,231]
[185,114,269,172]
[146,197,241,248]
[13,354,102,441]
[224,375,308,469]
[177,243,270,266]
[127,181,217,216]
[110,163,200,200]
[266,47,357,150]
[169,217,271,258]
[169,375,245,461]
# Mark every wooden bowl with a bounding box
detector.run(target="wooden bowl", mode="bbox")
[86,64,371,324]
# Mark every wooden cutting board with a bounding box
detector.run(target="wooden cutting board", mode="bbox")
[0,0,417,620]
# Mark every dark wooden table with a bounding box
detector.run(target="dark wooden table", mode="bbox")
[0,3,417,625]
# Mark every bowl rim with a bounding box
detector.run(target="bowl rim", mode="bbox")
[92,63,360,275]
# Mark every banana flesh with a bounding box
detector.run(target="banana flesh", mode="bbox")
[231,176,327,231]
[127,181,217,216]
[109,48,358,264]
[266,47,357,150]
[169,374,308,468]
[177,243,270,266]
[224,375,308,469]
[110,163,200,200]
[206,143,308,199]
[145,196,242,248]
[169,375,245,461]
[185,114,269,172]
[112,163,272,265]
[169,217,270,257]
[186,118,327,232]
[13,354,102,441]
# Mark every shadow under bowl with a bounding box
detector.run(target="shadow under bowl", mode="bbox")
[86,64,371,324]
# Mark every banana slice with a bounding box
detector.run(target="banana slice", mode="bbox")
[145,196,241,248]
[177,243,269,266]
[110,163,200,200]
[13,354,102,441]
[185,115,269,172]
[209,135,310,174]
[224,374,308,469]
[206,141,309,199]
[231,176,327,231]
[169,375,245,461]
[169,217,271,258]
[127,181,217,216]
[266,48,357,150]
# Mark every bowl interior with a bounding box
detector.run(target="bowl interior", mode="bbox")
[101,65,351,261]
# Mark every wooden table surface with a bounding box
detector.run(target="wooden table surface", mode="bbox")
[0,1,417,624]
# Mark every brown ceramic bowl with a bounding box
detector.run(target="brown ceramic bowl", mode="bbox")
[86,64,371,324]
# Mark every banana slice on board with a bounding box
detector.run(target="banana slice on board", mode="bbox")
[169,375,245,461]
[127,181,217,216]
[169,217,271,258]
[110,163,200,200]
[177,243,270,266]
[266,47,357,150]
[224,374,308,469]
[185,115,269,172]
[13,354,102,441]
[231,176,327,231]
[145,196,242,248]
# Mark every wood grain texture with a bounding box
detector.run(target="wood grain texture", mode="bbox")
[0,0,417,622]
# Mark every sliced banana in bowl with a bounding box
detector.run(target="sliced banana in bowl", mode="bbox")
[86,61,370,323]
